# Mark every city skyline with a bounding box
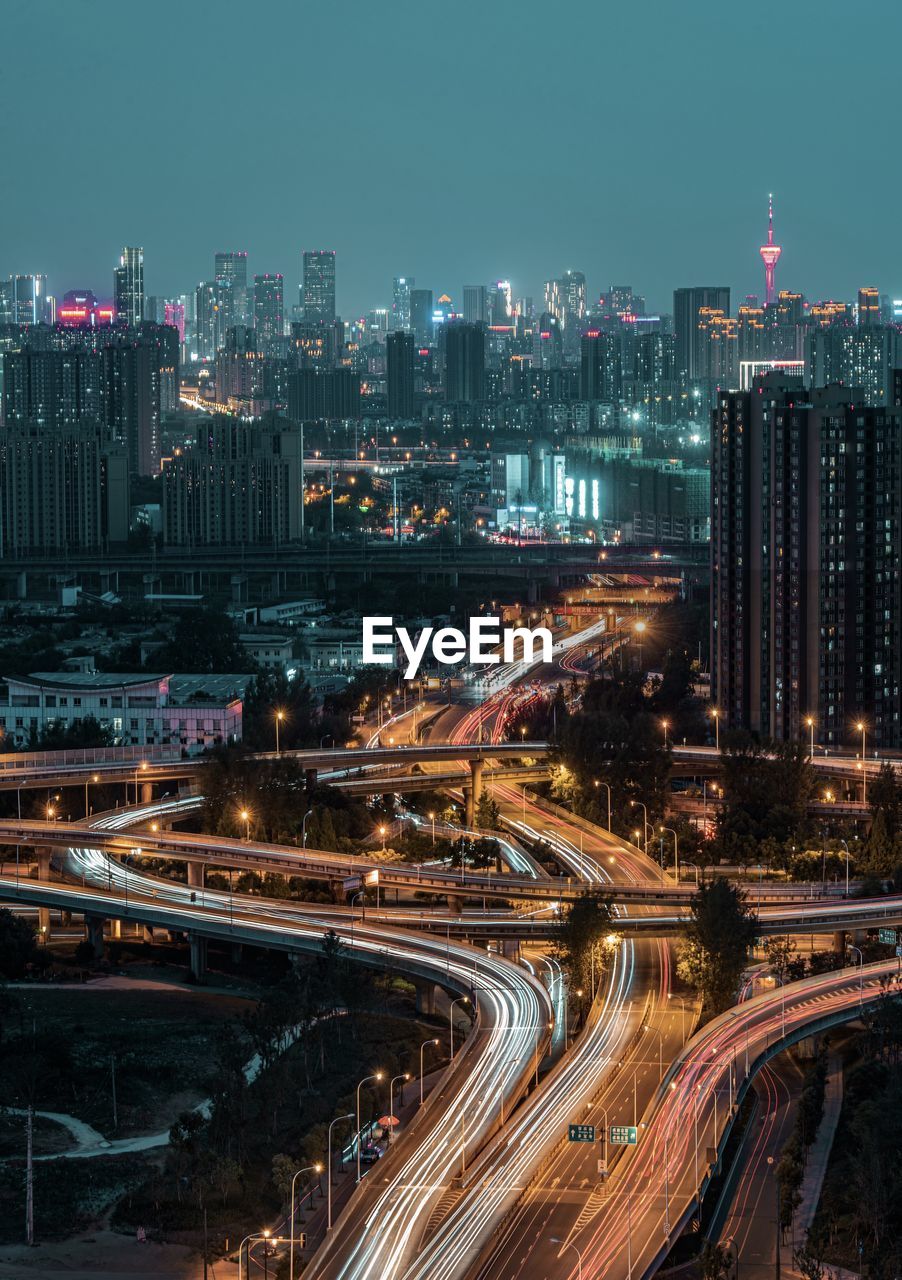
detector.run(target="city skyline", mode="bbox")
[2,0,901,313]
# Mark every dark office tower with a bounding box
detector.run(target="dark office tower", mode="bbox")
[10,275,49,326]
[102,338,161,476]
[386,330,415,419]
[2,347,104,428]
[288,368,361,421]
[113,247,144,327]
[562,271,587,327]
[858,286,880,326]
[580,332,622,401]
[674,287,731,379]
[214,251,249,334]
[392,277,414,329]
[443,321,485,403]
[711,375,902,750]
[302,250,336,324]
[253,274,284,353]
[808,324,901,405]
[409,289,434,345]
[463,285,488,325]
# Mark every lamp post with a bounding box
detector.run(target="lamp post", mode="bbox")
[840,838,851,897]
[238,1233,283,1280]
[275,710,284,755]
[289,1164,322,1280]
[856,721,867,804]
[711,707,720,751]
[848,944,864,1006]
[380,824,387,851]
[593,779,612,830]
[429,811,436,845]
[550,1238,582,1280]
[327,1113,354,1230]
[633,619,646,670]
[805,716,815,760]
[84,772,99,817]
[629,800,648,854]
[659,825,679,880]
[301,808,313,848]
[420,1038,439,1107]
[661,718,670,749]
[356,1073,383,1183]
[240,807,251,842]
[450,996,470,1057]
[389,1075,409,1143]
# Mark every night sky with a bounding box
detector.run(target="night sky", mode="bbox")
[2,0,900,315]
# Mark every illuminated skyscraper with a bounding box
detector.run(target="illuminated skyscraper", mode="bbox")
[392,276,414,329]
[759,195,782,307]
[410,289,434,345]
[12,274,48,326]
[113,247,144,327]
[673,286,730,379]
[215,251,249,332]
[463,285,487,324]
[858,286,880,326]
[302,250,336,324]
[253,274,284,353]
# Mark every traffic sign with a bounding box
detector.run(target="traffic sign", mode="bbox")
[609,1125,638,1146]
[568,1124,595,1143]
[878,928,898,945]
[343,875,362,892]
[896,945,902,958]
[597,1159,608,1178]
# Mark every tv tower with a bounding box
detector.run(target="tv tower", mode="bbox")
[759,193,782,306]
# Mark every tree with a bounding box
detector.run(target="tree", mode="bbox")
[699,1241,735,1280]
[677,879,757,1017]
[0,908,38,978]
[153,609,250,674]
[475,791,501,830]
[550,892,616,1001]
[242,670,318,751]
[764,935,801,985]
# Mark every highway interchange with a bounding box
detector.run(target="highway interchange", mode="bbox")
[1,615,900,1280]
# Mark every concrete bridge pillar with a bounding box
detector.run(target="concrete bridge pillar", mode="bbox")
[16,570,27,600]
[527,580,538,605]
[464,785,474,828]
[110,918,122,940]
[500,939,521,963]
[230,942,243,964]
[99,570,119,596]
[230,573,248,604]
[413,978,436,1016]
[85,915,106,959]
[141,782,153,805]
[469,760,485,810]
[447,895,464,914]
[189,933,207,983]
[35,845,53,934]
[833,930,846,955]
[187,862,204,890]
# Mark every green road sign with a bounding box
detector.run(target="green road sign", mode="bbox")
[878,928,898,945]
[568,1124,595,1142]
[610,1125,638,1146]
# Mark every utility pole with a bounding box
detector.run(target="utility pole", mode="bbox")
[203,1208,209,1280]
[26,1106,34,1246]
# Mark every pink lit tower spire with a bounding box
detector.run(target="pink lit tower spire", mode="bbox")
[759,193,782,306]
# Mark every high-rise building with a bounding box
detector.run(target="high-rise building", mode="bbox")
[162,418,302,546]
[463,285,487,325]
[194,282,218,361]
[0,422,129,554]
[711,374,902,748]
[392,277,414,329]
[443,321,485,403]
[102,338,161,476]
[164,301,186,344]
[410,289,434,345]
[113,248,144,328]
[580,332,622,402]
[857,287,880,326]
[673,286,731,380]
[808,324,901,406]
[288,368,361,421]
[386,330,415,419]
[11,275,49,326]
[302,250,336,325]
[253,274,284,353]
[2,347,104,429]
[215,251,249,334]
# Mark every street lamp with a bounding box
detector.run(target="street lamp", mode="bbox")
[661,718,670,748]
[550,1238,583,1279]
[805,715,815,760]
[848,944,864,1006]
[238,1232,283,1280]
[629,800,648,854]
[429,811,436,845]
[855,720,867,804]
[84,772,100,817]
[420,1038,439,1107]
[633,619,646,670]
[593,779,612,831]
[380,824,387,851]
[239,807,251,842]
[301,808,313,848]
[275,709,284,755]
[356,1072,383,1183]
[389,1074,410,1143]
[659,825,679,880]
[327,1113,354,1230]
[839,838,851,897]
[711,707,720,751]
[450,996,470,1057]
[289,1164,323,1280]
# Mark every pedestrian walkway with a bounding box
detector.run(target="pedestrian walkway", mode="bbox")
[787,1052,843,1257]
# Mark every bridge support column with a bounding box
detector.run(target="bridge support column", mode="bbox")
[467,760,485,826]
[833,930,846,955]
[189,933,207,983]
[413,978,436,1016]
[35,845,53,935]
[230,573,248,604]
[187,862,204,890]
[110,918,122,940]
[141,782,153,805]
[99,569,119,596]
[500,939,521,963]
[230,943,243,964]
[85,916,105,959]
[464,785,474,828]
[447,895,464,914]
